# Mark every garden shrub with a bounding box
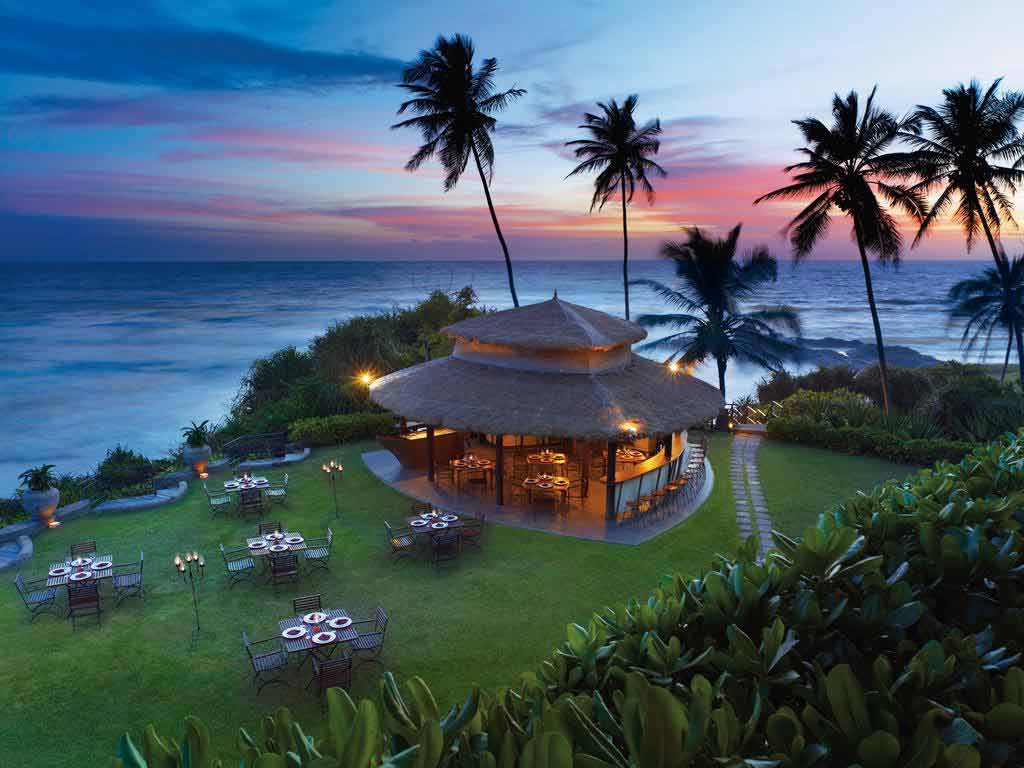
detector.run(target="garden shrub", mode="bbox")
[854,363,934,411]
[96,445,156,490]
[768,414,973,464]
[756,365,857,402]
[776,388,878,428]
[0,496,28,528]
[288,412,395,446]
[118,434,1024,768]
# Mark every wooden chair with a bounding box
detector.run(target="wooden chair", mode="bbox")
[13,573,59,621]
[303,528,333,574]
[269,553,300,589]
[350,606,388,663]
[265,473,289,506]
[431,531,461,570]
[242,631,290,694]
[258,521,284,537]
[433,460,454,485]
[293,594,322,615]
[70,540,97,560]
[203,482,232,517]
[460,515,484,549]
[68,582,101,629]
[410,501,433,516]
[112,551,144,605]
[311,656,352,709]
[220,543,256,587]
[385,521,416,560]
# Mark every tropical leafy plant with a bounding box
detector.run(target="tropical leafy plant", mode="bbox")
[393,34,526,307]
[181,420,211,448]
[633,223,800,400]
[755,87,927,413]
[565,95,665,320]
[17,463,56,491]
[947,255,1024,383]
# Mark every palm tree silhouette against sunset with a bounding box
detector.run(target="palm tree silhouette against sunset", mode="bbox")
[754,88,926,413]
[901,79,1024,369]
[393,34,526,306]
[565,95,666,320]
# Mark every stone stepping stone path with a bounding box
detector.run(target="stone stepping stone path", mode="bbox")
[730,433,773,557]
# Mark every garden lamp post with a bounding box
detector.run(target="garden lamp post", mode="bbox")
[173,550,204,647]
[321,460,343,518]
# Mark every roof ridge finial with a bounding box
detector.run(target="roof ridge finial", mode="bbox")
[553,289,558,299]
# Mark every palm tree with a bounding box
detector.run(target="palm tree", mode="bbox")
[946,255,1024,384]
[900,79,1024,371]
[632,224,800,401]
[565,95,666,320]
[754,88,927,413]
[393,34,526,306]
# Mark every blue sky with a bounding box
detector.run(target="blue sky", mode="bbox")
[2,0,1023,260]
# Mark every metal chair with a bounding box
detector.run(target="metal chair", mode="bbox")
[293,594,322,615]
[238,489,263,517]
[410,501,433,516]
[311,655,352,709]
[220,543,256,587]
[302,528,333,574]
[13,573,59,621]
[203,482,232,517]
[385,521,416,560]
[242,631,290,694]
[67,582,101,629]
[258,520,283,537]
[350,606,388,663]
[460,515,484,549]
[269,553,299,589]
[265,474,288,506]
[112,551,144,605]
[70,540,97,560]
[431,531,461,569]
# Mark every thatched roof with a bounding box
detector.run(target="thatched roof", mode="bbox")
[370,353,723,440]
[443,296,646,351]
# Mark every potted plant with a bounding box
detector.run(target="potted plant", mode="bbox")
[181,420,213,475]
[18,464,60,525]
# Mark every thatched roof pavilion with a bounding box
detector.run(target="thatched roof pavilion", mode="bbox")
[369,296,723,517]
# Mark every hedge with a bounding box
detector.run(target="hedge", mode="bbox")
[767,414,974,465]
[287,412,394,447]
[117,433,1024,767]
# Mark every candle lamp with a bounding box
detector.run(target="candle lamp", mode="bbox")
[321,460,343,518]
[172,548,205,647]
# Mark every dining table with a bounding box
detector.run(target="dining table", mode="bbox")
[278,608,357,657]
[245,531,307,557]
[527,451,567,468]
[224,476,270,493]
[451,457,493,489]
[405,510,464,534]
[521,475,571,504]
[46,553,115,588]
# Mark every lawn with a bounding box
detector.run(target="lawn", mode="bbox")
[757,438,918,537]
[0,435,739,767]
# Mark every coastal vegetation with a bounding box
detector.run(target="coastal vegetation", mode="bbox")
[633,224,800,401]
[392,35,525,307]
[565,95,665,320]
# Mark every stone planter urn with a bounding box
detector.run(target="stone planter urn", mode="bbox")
[21,487,60,527]
[183,444,213,476]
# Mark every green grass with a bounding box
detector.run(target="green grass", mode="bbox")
[757,438,917,536]
[0,436,738,767]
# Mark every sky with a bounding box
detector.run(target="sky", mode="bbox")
[2,0,1024,262]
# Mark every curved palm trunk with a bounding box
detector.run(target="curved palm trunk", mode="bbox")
[852,217,892,414]
[620,171,630,321]
[1001,331,1012,384]
[717,356,727,400]
[977,212,1024,382]
[471,142,519,307]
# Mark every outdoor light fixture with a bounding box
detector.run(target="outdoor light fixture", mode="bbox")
[322,460,343,518]
[667,361,680,374]
[620,422,638,434]
[359,372,374,386]
[172,548,205,647]
[198,471,209,479]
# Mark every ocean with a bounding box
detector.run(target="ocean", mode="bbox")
[0,259,996,491]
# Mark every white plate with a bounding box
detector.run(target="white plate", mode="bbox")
[49,566,71,577]
[538,483,553,489]
[248,541,267,550]
[441,515,458,522]
[303,612,328,625]
[328,617,353,630]
[431,522,448,529]
[265,532,285,541]
[282,626,307,640]
[91,560,112,570]
[70,557,92,567]
[311,631,337,645]
[284,535,304,545]
[224,482,239,489]
[411,519,428,527]
[255,479,268,485]
[523,478,538,485]
[268,544,289,553]
[69,571,91,582]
